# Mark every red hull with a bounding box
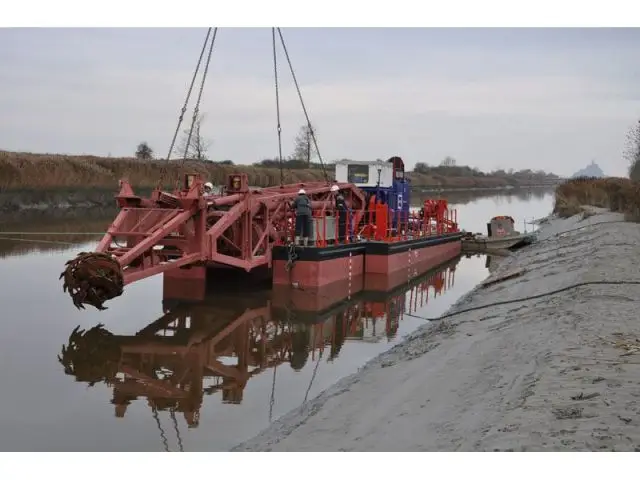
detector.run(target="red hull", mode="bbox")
[272,234,462,291]
[364,239,461,275]
[163,266,207,302]
[272,250,365,288]
[364,241,461,292]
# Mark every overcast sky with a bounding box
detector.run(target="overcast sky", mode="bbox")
[0,27,638,176]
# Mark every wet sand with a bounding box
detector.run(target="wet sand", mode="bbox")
[233,208,640,451]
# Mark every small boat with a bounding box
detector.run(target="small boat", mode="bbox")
[462,215,535,253]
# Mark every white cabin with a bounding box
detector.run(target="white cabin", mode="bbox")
[335,160,395,189]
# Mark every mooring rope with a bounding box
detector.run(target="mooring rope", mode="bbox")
[405,280,640,323]
[0,236,79,246]
[0,231,106,236]
[0,230,106,246]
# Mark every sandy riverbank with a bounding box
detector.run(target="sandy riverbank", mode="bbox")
[232,208,640,451]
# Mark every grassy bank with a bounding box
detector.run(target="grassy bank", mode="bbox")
[0,150,559,191]
[0,151,325,190]
[554,177,640,220]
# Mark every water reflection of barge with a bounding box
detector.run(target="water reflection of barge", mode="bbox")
[58,256,460,435]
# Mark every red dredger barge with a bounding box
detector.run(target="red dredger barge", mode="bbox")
[59,28,463,310]
[60,165,462,311]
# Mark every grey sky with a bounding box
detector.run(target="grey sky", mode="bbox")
[1,27,638,176]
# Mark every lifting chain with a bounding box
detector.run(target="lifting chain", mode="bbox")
[176,28,218,187]
[268,358,277,423]
[271,27,285,186]
[152,406,170,452]
[170,408,185,452]
[283,242,298,272]
[157,27,218,189]
[302,350,322,407]
[60,252,124,310]
[275,28,329,183]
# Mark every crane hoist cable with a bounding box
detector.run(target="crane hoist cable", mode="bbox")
[271,27,285,187]
[276,28,329,183]
[158,27,214,189]
[159,27,327,188]
[177,28,218,186]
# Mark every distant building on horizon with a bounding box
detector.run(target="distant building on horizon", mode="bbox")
[571,160,606,179]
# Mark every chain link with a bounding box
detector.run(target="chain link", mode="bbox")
[302,350,322,408]
[170,408,185,452]
[268,357,277,423]
[152,407,170,452]
[284,242,298,272]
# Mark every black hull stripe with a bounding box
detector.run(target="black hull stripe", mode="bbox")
[272,232,463,262]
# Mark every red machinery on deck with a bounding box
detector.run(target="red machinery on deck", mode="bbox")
[419,199,458,233]
[61,173,365,310]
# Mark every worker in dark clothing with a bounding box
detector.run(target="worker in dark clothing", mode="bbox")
[292,188,312,246]
[331,184,348,243]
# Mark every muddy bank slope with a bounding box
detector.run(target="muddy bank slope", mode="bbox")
[233,210,640,451]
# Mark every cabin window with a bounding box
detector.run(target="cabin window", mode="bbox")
[347,164,369,183]
[395,169,404,180]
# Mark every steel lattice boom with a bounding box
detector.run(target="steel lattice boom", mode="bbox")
[60,173,366,310]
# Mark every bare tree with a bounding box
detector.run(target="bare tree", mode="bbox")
[414,162,430,174]
[625,119,640,181]
[179,113,211,161]
[135,142,154,160]
[291,123,317,164]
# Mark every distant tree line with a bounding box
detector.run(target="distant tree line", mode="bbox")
[414,156,558,181]
[133,117,560,179]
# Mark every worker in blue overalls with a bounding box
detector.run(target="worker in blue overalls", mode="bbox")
[292,189,312,246]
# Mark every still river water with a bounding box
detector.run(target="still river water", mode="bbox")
[0,189,554,451]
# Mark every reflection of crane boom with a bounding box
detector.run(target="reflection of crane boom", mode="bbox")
[58,256,460,429]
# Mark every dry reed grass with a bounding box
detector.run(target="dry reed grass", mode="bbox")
[554,177,640,221]
[0,150,325,190]
[0,150,556,191]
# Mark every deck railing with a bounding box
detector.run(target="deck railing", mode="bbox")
[278,201,459,247]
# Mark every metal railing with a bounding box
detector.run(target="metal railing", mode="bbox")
[279,201,459,247]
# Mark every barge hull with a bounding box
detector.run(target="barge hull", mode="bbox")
[272,233,462,290]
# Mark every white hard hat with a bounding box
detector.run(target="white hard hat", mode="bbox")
[330,185,339,192]
[204,182,213,189]
[298,189,306,194]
